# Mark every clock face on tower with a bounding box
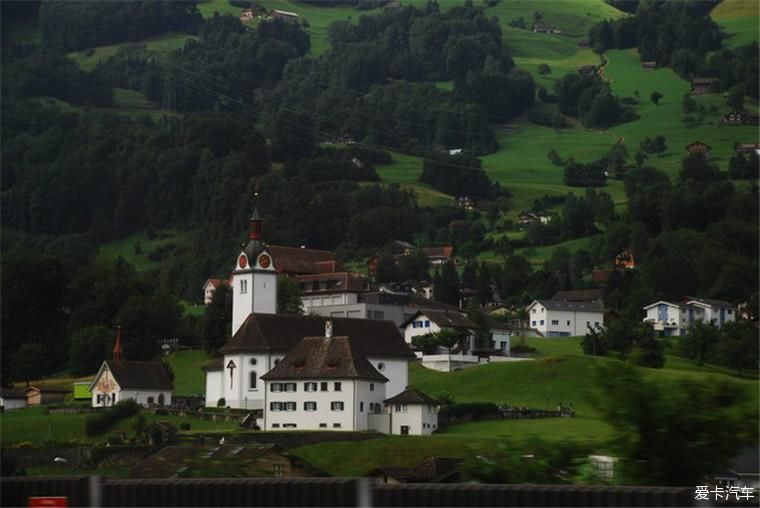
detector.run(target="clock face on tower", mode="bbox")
[258,254,271,269]
[238,255,248,269]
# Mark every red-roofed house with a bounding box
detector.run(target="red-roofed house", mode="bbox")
[421,246,454,265]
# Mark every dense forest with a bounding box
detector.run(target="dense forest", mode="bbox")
[1,0,758,385]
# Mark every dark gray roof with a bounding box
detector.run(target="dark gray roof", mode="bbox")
[371,457,462,483]
[384,388,439,405]
[552,289,605,302]
[532,300,604,312]
[0,387,27,399]
[105,361,174,391]
[220,313,415,358]
[686,297,736,308]
[402,310,477,330]
[261,336,387,382]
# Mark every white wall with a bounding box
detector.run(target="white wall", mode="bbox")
[231,268,253,336]
[220,353,276,409]
[263,378,358,431]
[0,397,27,410]
[389,403,439,435]
[367,357,407,399]
[403,317,441,344]
[118,389,172,407]
[354,379,387,430]
[492,330,511,355]
[528,304,604,336]
[302,293,359,311]
[205,370,223,407]
[231,252,277,336]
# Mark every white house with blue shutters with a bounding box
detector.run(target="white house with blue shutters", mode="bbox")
[642,298,737,336]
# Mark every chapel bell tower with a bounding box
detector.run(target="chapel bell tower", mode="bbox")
[231,205,277,335]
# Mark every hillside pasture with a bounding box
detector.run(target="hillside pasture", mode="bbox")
[98,230,189,272]
[604,48,757,178]
[711,0,759,48]
[374,152,455,207]
[68,32,197,72]
[197,0,244,19]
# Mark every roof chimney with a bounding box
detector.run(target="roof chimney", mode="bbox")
[112,325,123,362]
[325,320,333,338]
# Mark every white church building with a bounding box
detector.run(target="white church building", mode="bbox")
[203,208,438,435]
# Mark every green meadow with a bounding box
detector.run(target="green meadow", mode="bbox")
[168,350,214,395]
[197,0,244,19]
[293,336,757,476]
[68,32,197,72]
[99,230,189,272]
[604,48,757,178]
[711,0,759,48]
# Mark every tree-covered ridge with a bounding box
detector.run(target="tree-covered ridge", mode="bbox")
[263,2,534,153]
[590,1,758,99]
[39,1,203,52]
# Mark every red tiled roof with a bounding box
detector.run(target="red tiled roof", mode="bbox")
[421,246,454,259]
[266,245,340,275]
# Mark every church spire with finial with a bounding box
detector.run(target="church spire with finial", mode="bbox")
[112,325,123,362]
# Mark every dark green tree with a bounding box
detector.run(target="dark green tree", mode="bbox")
[68,325,113,376]
[435,260,461,306]
[201,284,232,355]
[649,91,663,105]
[277,276,303,315]
[679,321,719,367]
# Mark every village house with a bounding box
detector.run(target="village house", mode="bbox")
[239,8,254,22]
[691,77,719,95]
[641,61,656,70]
[203,278,229,305]
[298,272,369,313]
[261,329,388,432]
[735,143,760,154]
[518,210,552,226]
[89,328,174,408]
[383,388,440,436]
[720,110,759,126]
[421,246,454,265]
[533,21,562,34]
[526,300,605,337]
[269,9,300,24]
[642,297,737,336]
[615,248,636,269]
[686,141,711,157]
[0,387,28,410]
[402,310,478,352]
[258,322,438,436]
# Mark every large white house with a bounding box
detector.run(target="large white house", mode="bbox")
[642,297,737,336]
[261,330,388,432]
[401,310,478,352]
[526,300,605,337]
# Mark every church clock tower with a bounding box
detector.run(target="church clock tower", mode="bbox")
[231,207,277,335]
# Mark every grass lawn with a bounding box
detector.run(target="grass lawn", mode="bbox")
[293,337,757,476]
[98,230,189,272]
[374,152,455,207]
[711,0,759,48]
[68,32,197,72]
[0,405,238,446]
[197,0,244,19]
[485,0,625,39]
[167,349,214,396]
[256,0,376,56]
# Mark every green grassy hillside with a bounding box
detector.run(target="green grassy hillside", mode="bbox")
[98,230,189,272]
[67,32,197,72]
[712,0,759,48]
[293,337,757,476]
[168,349,214,395]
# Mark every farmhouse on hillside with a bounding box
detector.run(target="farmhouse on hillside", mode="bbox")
[402,310,478,352]
[686,141,711,157]
[691,77,719,95]
[526,300,605,337]
[614,248,636,269]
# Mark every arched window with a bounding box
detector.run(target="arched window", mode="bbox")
[249,371,257,389]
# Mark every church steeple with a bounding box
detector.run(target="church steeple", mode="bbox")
[112,325,123,362]
[248,206,262,241]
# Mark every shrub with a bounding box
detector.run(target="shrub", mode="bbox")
[217,397,226,408]
[179,422,191,431]
[85,400,140,436]
[440,402,500,420]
